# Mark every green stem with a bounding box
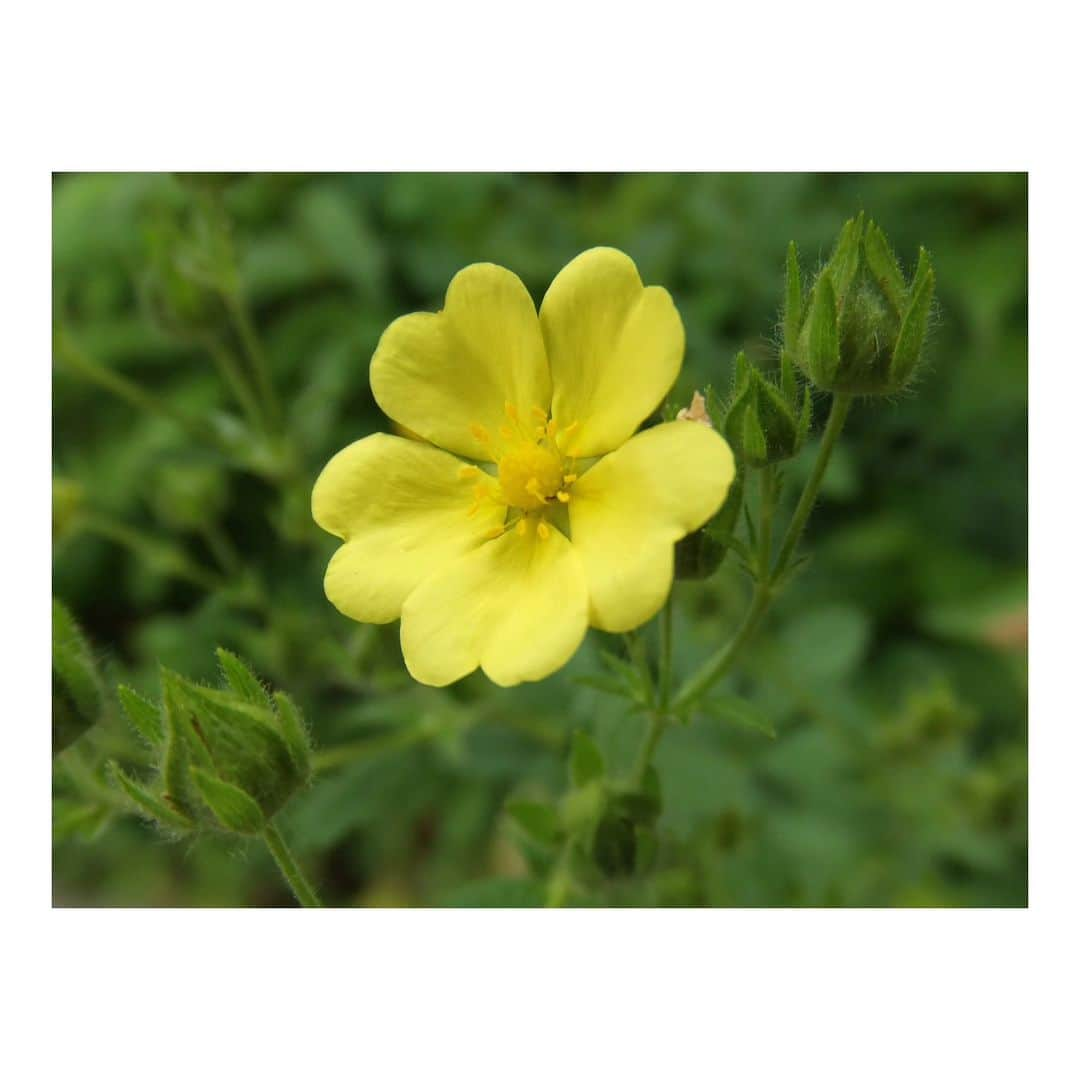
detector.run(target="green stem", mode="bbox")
[757,464,777,579]
[658,593,674,710]
[204,336,266,432]
[262,821,322,908]
[224,291,281,432]
[673,393,852,712]
[81,514,223,592]
[312,725,436,774]
[772,393,851,578]
[623,630,657,710]
[632,710,669,786]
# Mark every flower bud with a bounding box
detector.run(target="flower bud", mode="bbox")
[111,649,312,836]
[722,351,812,467]
[52,599,104,754]
[788,215,935,395]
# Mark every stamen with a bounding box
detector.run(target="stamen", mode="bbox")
[504,402,519,421]
[484,525,505,540]
[545,419,558,438]
[530,406,548,422]
[516,518,528,537]
[499,425,515,441]
[470,424,491,443]
[534,425,546,437]
[525,478,546,501]
[556,491,571,503]
[563,473,578,485]
[537,521,551,540]
[458,465,481,480]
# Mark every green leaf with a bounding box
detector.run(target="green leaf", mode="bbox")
[569,730,605,787]
[190,767,265,834]
[506,800,561,846]
[697,695,777,738]
[52,599,104,753]
[117,685,164,747]
[216,647,273,709]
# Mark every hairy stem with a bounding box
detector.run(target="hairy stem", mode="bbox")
[262,821,321,908]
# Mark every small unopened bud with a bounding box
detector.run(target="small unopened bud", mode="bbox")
[722,352,812,467]
[788,214,936,395]
[111,649,312,837]
[676,390,714,427]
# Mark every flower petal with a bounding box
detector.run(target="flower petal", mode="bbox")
[568,421,735,632]
[400,523,588,687]
[370,263,551,460]
[540,248,684,458]
[312,433,504,624]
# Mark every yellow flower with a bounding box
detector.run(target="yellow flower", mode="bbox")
[312,248,735,687]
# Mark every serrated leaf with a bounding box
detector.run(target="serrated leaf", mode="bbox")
[216,647,273,709]
[506,800,561,846]
[117,685,164,747]
[569,730,605,787]
[190,767,265,834]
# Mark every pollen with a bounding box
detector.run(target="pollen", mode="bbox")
[498,442,565,510]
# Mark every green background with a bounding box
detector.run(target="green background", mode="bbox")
[52,173,1027,907]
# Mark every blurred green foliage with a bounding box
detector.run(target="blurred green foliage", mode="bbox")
[52,173,1027,907]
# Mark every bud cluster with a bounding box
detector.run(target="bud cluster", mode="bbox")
[787,213,936,395]
[723,351,812,467]
[111,649,312,837]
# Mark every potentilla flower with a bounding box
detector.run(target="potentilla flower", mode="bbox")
[312,248,735,686]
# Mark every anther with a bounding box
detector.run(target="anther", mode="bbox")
[458,465,481,479]
[470,424,490,443]
[499,425,515,441]
[504,402,519,421]
[563,473,578,485]
[537,521,551,540]
[530,406,548,422]
[484,525,505,540]
[516,518,528,537]
[556,491,571,503]
[545,419,558,438]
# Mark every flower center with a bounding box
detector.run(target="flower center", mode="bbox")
[462,404,581,540]
[498,442,564,510]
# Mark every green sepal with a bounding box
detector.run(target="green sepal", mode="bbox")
[190,767,265,834]
[863,220,907,313]
[117,685,164,747]
[109,762,193,833]
[272,690,313,779]
[506,800,562,847]
[783,241,802,355]
[805,272,840,386]
[216,647,273,709]
[569,730,605,787]
[891,250,935,387]
[52,599,104,754]
[828,212,864,299]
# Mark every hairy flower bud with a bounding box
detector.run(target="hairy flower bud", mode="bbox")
[722,351,812,467]
[111,649,312,837]
[788,214,936,395]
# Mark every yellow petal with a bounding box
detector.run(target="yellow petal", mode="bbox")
[370,263,551,460]
[540,248,685,458]
[312,433,504,624]
[569,421,735,632]
[400,523,588,687]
